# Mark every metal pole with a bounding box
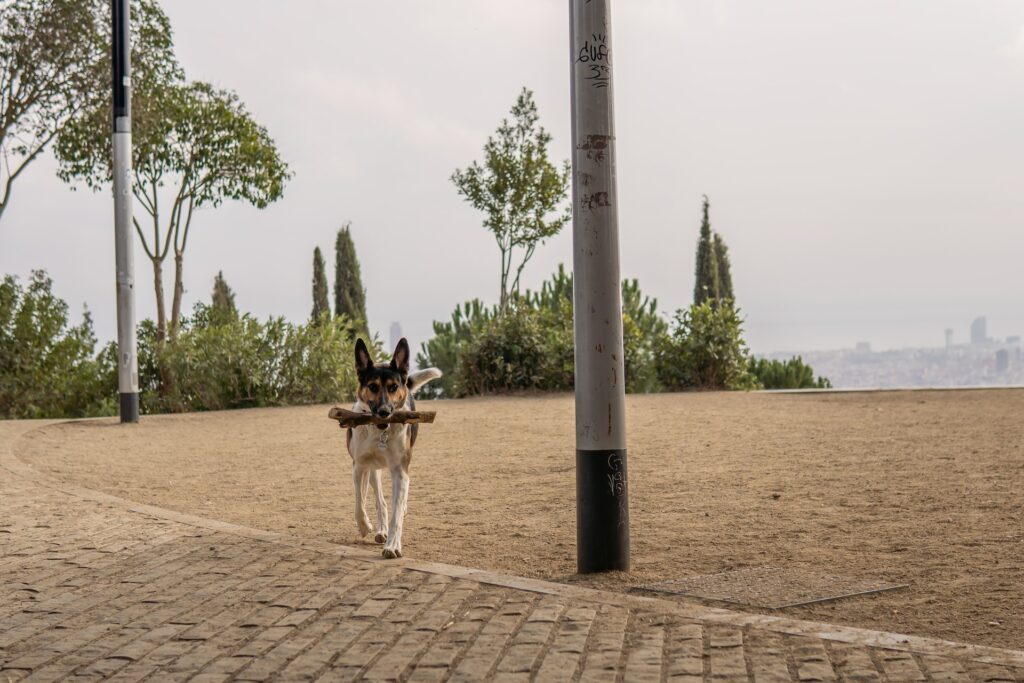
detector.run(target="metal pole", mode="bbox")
[112,0,139,423]
[570,0,629,573]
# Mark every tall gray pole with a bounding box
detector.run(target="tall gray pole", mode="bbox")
[570,0,629,572]
[112,0,139,422]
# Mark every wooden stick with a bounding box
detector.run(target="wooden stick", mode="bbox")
[328,407,436,427]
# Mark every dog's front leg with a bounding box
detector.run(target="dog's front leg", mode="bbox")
[352,464,372,537]
[370,469,388,544]
[382,467,409,559]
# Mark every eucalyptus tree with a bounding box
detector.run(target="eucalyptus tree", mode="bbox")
[451,88,570,313]
[55,2,289,340]
[0,0,104,224]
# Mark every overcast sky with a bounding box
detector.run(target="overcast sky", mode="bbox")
[2,0,1023,355]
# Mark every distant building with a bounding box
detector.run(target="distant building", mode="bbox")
[855,341,871,354]
[944,329,953,348]
[1007,335,1021,346]
[970,317,987,345]
[389,322,403,351]
[995,349,1010,373]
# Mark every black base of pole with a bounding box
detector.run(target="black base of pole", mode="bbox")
[576,448,630,573]
[119,392,139,423]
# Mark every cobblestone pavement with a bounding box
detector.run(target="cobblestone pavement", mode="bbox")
[2,422,1023,683]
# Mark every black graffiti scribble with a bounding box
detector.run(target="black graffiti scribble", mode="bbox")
[576,34,611,65]
[578,134,611,163]
[580,191,610,211]
[577,34,611,88]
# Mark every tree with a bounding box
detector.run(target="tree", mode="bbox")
[211,270,236,317]
[693,195,720,306]
[451,88,571,312]
[55,3,289,341]
[0,270,114,418]
[311,246,330,322]
[656,300,757,391]
[334,223,367,325]
[0,0,105,224]
[713,232,734,302]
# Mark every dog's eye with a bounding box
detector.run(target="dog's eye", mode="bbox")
[368,383,380,392]
[387,384,398,393]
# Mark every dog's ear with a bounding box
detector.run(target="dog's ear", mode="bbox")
[390,337,410,376]
[354,338,373,374]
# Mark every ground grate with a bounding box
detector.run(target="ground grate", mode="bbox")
[636,566,908,609]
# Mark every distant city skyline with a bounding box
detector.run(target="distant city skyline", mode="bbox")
[1,1,1022,356]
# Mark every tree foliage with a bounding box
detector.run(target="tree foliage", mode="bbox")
[144,304,368,413]
[0,0,106,223]
[656,301,758,390]
[0,271,114,418]
[55,3,289,341]
[713,233,734,302]
[211,270,236,317]
[694,195,738,307]
[418,265,670,397]
[312,246,330,323]
[451,88,570,312]
[694,195,720,306]
[749,356,831,389]
[333,223,366,326]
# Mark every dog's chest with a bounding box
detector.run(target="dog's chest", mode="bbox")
[348,424,409,467]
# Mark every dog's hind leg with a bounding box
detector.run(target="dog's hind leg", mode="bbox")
[382,467,409,559]
[370,469,388,544]
[352,464,372,537]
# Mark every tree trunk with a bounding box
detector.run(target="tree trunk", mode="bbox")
[152,256,167,341]
[170,251,184,338]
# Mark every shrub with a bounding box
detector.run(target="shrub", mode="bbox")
[657,301,758,390]
[454,303,573,396]
[416,299,495,398]
[0,271,115,418]
[749,356,831,389]
[420,265,672,396]
[145,304,368,412]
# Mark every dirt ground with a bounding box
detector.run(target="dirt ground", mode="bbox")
[14,390,1024,650]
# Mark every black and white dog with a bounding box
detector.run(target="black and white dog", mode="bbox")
[346,338,441,558]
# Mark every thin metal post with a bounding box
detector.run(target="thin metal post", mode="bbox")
[570,0,629,573]
[112,0,139,422]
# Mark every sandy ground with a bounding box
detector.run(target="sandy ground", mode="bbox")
[14,390,1024,650]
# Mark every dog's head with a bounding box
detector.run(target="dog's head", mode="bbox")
[354,337,410,419]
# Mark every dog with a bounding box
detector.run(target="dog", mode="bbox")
[346,337,441,558]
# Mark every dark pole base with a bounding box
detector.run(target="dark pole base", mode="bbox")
[119,392,139,423]
[576,449,630,573]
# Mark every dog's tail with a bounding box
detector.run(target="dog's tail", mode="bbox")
[407,367,443,394]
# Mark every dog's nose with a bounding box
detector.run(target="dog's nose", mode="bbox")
[376,406,393,418]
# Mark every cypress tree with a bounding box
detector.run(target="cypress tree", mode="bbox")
[334,223,367,325]
[311,247,330,322]
[211,271,237,316]
[713,232,734,303]
[693,195,720,306]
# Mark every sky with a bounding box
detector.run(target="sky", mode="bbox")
[2,0,1023,356]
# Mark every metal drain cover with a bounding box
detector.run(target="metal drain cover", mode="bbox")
[638,566,907,609]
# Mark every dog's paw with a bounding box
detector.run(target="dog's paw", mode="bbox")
[374,532,387,544]
[356,517,372,537]
[382,548,402,559]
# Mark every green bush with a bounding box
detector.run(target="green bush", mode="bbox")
[144,304,368,412]
[420,265,671,397]
[748,356,831,389]
[416,299,495,398]
[656,300,758,391]
[0,271,116,418]
[454,303,573,395]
